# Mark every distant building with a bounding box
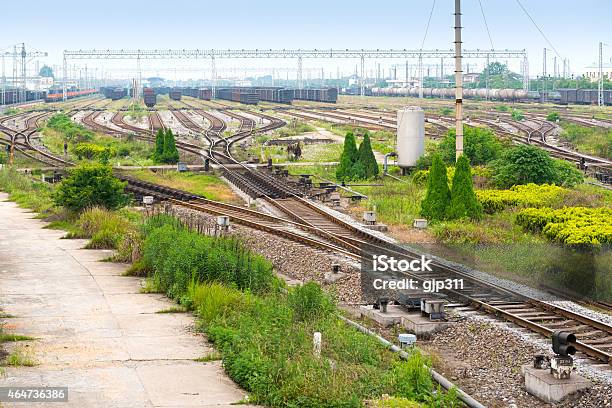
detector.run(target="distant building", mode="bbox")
[583,62,612,81]
[463,72,480,83]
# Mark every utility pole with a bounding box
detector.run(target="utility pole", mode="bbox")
[485,53,490,100]
[418,52,424,98]
[454,0,463,160]
[360,54,365,96]
[598,42,604,107]
[297,55,303,89]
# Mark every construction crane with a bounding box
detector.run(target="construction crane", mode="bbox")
[1,43,47,104]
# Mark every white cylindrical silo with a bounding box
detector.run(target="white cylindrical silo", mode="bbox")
[396,106,425,168]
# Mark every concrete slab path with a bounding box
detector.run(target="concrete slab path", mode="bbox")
[0,193,255,408]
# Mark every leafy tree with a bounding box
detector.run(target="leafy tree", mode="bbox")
[54,164,129,212]
[39,65,54,78]
[420,154,450,221]
[491,145,558,188]
[162,129,180,164]
[446,155,482,220]
[546,112,560,122]
[438,126,503,165]
[153,129,165,162]
[553,159,584,187]
[335,132,358,181]
[355,132,379,179]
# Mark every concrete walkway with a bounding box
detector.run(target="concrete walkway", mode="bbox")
[0,193,254,407]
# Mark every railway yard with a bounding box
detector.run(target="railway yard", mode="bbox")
[0,89,610,407]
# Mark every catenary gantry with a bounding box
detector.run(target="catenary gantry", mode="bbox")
[62,48,529,98]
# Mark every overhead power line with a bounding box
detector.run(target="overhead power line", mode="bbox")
[515,0,563,59]
[478,0,494,50]
[420,0,437,50]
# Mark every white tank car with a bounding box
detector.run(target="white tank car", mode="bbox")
[396,106,425,168]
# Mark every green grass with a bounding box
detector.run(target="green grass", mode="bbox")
[0,334,35,342]
[194,352,222,362]
[140,277,162,294]
[2,348,36,367]
[351,178,424,225]
[127,169,240,203]
[0,168,57,215]
[155,306,187,314]
[559,121,611,160]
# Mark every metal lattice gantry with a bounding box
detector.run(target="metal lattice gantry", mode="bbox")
[62,48,528,98]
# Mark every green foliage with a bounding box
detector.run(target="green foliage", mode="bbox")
[153,129,165,162]
[446,155,482,220]
[0,168,56,214]
[491,145,583,188]
[420,155,450,221]
[511,110,524,121]
[559,122,611,160]
[388,351,433,400]
[287,282,335,321]
[47,113,94,143]
[188,281,244,325]
[140,215,275,299]
[413,166,492,186]
[162,129,180,164]
[495,105,509,112]
[546,112,560,122]
[476,62,524,89]
[476,184,567,214]
[355,132,379,179]
[336,132,359,181]
[54,163,129,212]
[516,207,612,247]
[436,126,503,165]
[439,107,453,116]
[73,143,110,160]
[74,207,139,250]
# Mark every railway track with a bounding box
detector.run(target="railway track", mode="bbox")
[12,99,611,368]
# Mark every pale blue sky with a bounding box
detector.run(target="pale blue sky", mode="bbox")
[2,0,610,79]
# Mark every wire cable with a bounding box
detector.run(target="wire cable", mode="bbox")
[420,0,437,50]
[478,0,494,50]
[515,0,563,59]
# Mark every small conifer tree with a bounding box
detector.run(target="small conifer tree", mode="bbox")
[153,129,165,162]
[446,155,483,220]
[335,132,358,181]
[420,154,450,221]
[355,132,379,179]
[162,129,180,164]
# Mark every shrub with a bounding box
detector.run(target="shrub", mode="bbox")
[153,129,165,162]
[546,112,560,122]
[446,155,482,220]
[355,132,379,179]
[54,163,130,212]
[73,143,106,160]
[287,282,335,321]
[492,145,584,188]
[491,145,557,188]
[75,207,138,249]
[515,207,612,247]
[47,113,94,143]
[336,132,359,181]
[495,105,509,112]
[476,184,567,213]
[188,281,244,326]
[140,216,275,299]
[511,110,524,121]
[437,126,503,165]
[420,154,450,221]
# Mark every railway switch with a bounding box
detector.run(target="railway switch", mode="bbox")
[551,331,576,379]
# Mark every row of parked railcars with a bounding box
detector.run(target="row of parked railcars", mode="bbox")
[143,88,156,108]
[558,89,612,105]
[44,88,98,103]
[252,87,294,104]
[169,88,182,101]
[1,89,47,105]
[293,88,338,103]
[215,88,259,104]
[100,87,128,100]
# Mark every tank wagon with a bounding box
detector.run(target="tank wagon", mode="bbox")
[45,88,97,103]
[371,87,536,102]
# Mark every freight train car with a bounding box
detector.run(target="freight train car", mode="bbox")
[100,87,128,100]
[215,88,259,104]
[557,89,611,105]
[143,87,156,108]
[169,89,182,101]
[45,88,98,103]
[1,89,46,105]
[253,87,294,104]
[293,88,338,103]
